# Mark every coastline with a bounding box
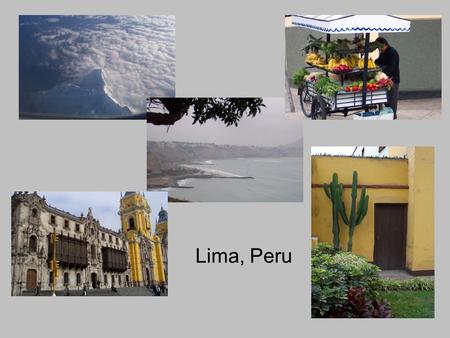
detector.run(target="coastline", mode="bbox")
[147,158,258,189]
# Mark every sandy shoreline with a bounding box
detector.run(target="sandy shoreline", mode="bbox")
[147,162,254,189]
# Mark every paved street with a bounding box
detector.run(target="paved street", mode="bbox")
[20,286,166,296]
[286,87,441,120]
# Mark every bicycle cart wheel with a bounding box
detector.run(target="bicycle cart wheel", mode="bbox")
[299,85,312,118]
[311,96,328,120]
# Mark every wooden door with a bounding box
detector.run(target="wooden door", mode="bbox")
[374,204,407,270]
[26,269,37,290]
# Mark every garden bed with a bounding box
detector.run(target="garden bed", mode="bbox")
[311,243,435,318]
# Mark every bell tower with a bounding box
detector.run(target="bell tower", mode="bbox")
[119,192,152,285]
[119,192,152,238]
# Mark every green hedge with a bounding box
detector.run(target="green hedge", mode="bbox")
[375,278,434,291]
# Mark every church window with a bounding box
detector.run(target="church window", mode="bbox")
[31,208,38,218]
[64,220,69,229]
[50,215,56,225]
[29,235,37,253]
[129,217,135,230]
[75,223,80,232]
[64,272,69,285]
[76,273,81,285]
[91,244,96,259]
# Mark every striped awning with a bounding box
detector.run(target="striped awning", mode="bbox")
[289,15,411,34]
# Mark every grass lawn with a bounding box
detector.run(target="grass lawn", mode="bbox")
[379,290,434,318]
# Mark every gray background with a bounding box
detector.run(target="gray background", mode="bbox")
[0,0,448,337]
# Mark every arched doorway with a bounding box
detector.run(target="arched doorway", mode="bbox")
[26,269,37,290]
[91,273,97,288]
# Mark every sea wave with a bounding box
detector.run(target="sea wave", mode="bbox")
[177,178,194,186]
[180,164,245,178]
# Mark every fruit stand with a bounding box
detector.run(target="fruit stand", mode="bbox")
[290,15,410,119]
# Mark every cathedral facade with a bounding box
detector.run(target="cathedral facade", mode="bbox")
[11,192,167,296]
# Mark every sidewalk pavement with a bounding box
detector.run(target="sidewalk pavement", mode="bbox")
[378,270,434,281]
[286,87,441,120]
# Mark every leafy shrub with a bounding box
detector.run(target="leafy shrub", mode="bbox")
[312,242,339,256]
[375,278,434,292]
[311,252,348,317]
[292,67,309,87]
[311,249,385,318]
[331,288,392,318]
[332,252,381,297]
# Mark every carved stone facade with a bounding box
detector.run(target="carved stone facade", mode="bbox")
[11,192,167,296]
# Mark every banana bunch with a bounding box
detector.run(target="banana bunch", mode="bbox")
[358,58,376,69]
[347,54,360,68]
[339,58,350,67]
[328,57,340,69]
[305,52,320,63]
[305,52,327,66]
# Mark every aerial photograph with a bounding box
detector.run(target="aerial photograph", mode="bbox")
[147,97,303,202]
[19,15,175,119]
[11,191,168,296]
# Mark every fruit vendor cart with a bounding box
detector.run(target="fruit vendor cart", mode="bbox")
[289,15,410,119]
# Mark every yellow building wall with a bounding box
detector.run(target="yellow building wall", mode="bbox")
[406,147,435,272]
[312,156,409,261]
[151,235,166,283]
[120,195,151,238]
[127,232,144,283]
[312,153,434,272]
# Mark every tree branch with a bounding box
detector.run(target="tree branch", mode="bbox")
[147,111,184,125]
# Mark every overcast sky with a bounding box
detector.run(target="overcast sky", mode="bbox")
[39,192,168,232]
[311,146,386,157]
[147,97,302,147]
[311,146,359,156]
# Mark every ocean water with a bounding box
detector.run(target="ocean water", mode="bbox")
[167,157,302,202]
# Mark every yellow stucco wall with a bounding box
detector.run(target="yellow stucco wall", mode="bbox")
[406,147,435,271]
[312,150,434,272]
[388,146,408,158]
[312,156,409,261]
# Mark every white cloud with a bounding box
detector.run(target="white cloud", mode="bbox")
[30,15,176,113]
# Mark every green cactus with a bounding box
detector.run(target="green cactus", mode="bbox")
[323,173,346,250]
[341,171,369,252]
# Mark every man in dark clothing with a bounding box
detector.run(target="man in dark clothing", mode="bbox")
[375,37,400,119]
